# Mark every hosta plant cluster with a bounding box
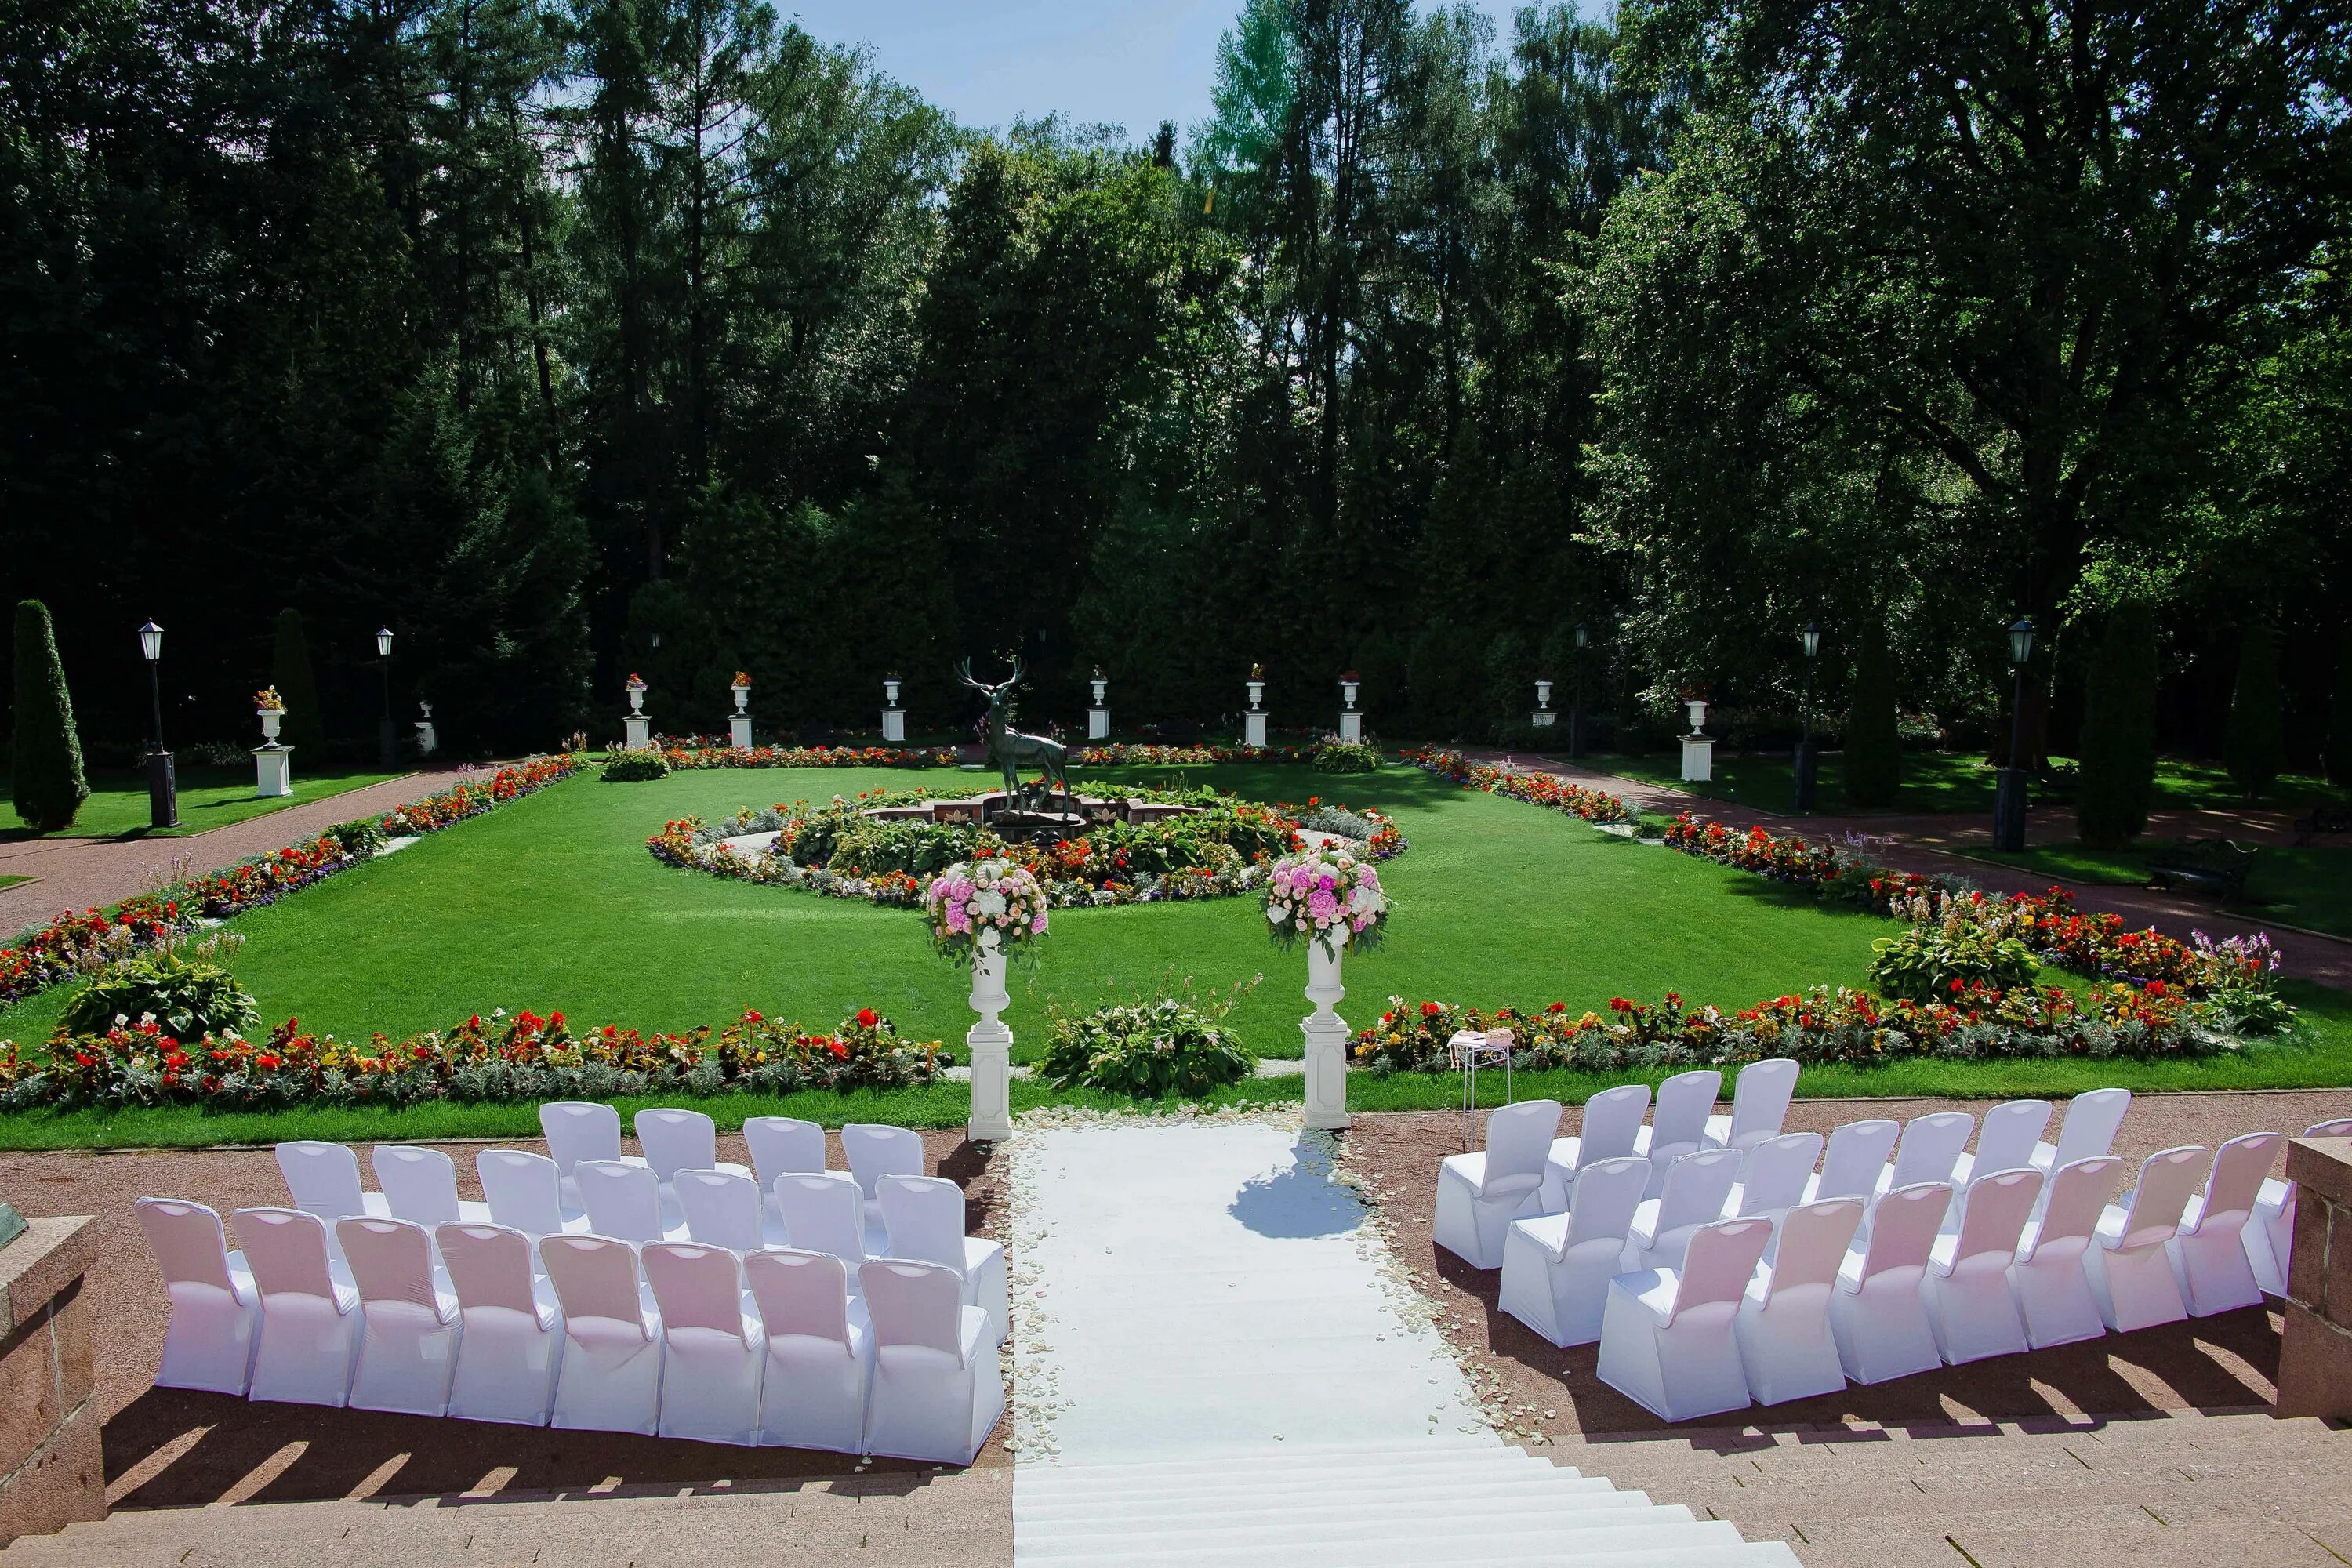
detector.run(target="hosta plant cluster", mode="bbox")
[1038,996,1256,1098]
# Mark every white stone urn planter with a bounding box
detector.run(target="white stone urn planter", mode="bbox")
[1244,678,1268,747]
[257,707,283,742]
[1088,673,1109,739]
[1685,697,1709,734]
[1300,935,1352,1131]
[253,705,292,797]
[732,684,750,714]
[1681,698,1714,782]
[1340,679,1360,710]
[1534,679,1552,711]
[623,678,652,751]
[966,944,1014,1142]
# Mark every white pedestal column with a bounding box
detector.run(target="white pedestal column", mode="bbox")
[1531,710,1555,728]
[729,713,753,749]
[624,714,652,751]
[1681,734,1715,782]
[882,708,906,742]
[1301,942,1352,1131]
[967,949,1014,1142]
[252,745,292,798]
[1338,711,1363,743]
[1087,708,1109,739]
[415,720,437,754]
[1244,712,1268,747]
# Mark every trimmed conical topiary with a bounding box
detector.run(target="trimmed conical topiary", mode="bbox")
[1842,618,1902,808]
[2326,627,2352,789]
[2075,601,2158,848]
[271,608,327,757]
[11,600,90,831]
[2225,622,2286,804]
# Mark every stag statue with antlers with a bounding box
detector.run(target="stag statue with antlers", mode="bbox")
[957,657,1071,813]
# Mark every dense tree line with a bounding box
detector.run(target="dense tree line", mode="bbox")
[4,0,2346,769]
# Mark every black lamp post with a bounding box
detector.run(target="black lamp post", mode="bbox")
[1570,620,1591,758]
[1792,620,1821,811]
[139,620,178,829]
[376,626,397,769]
[1993,615,2036,851]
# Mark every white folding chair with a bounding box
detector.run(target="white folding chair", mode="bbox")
[540,1234,663,1435]
[747,1248,873,1453]
[644,1241,766,1446]
[477,1148,581,1239]
[136,1198,260,1396]
[861,1259,1002,1464]
[1828,1181,1950,1384]
[634,1107,753,1192]
[1925,1167,2042,1365]
[1499,1156,1646,1348]
[575,1158,682,1243]
[1875,1112,1976,1198]
[1726,1132,1822,1224]
[1635,1069,1722,1196]
[1627,1147,1742,1272]
[274,1142,390,1261]
[877,1174,1008,1346]
[1596,1215,1774,1421]
[2168,1131,2284,1316]
[843,1123,926,1240]
[1735,1197,1862,1406]
[336,1217,461,1417]
[2085,1145,2207,1333]
[1541,1083,1649,1211]
[1434,1099,1563,1269]
[1706,1058,1798,1153]
[676,1167,785,1252]
[371,1145,492,1229]
[234,1207,361,1406]
[1949,1100,2053,1192]
[437,1221,562,1425]
[539,1101,649,1210]
[776,1171,874,1283]
[1802,1118,1898,1204]
[2247,1118,2352,1297]
[2009,1156,2125,1349]
[2031,1088,2132,1202]
[744,1116,828,1220]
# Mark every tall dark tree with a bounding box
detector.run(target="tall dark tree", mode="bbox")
[272,609,329,758]
[2075,602,2158,848]
[2225,624,2286,804]
[1843,617,1901,808]
[11,601,89,832]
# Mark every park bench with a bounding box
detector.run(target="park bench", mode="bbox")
[2292,804,2352,846]
[2145,837,2258,900]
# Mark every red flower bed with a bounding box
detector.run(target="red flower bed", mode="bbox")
[1403,748,1635,824]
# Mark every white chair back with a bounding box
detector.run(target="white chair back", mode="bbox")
[743,1116,827,1189]
[2304,1118,2352,1140]
[746,1248,854,1347]
[436,1223,544,1317]
[372,1145,463,1226]
[539,1100,625,1178]
[842,1123,925,1200]
[1577,1084,1650,1166]
[1723,1058,1799,1145]
[1650,1069,1722,1152]
[539,1234,650,1336]
[1972,1101,2053,1178]
[136,1198,240,1292]
[1814,1119,1899,1200]
[576,1159,667,1243]
[1482,1099,1563,1196]
[236,1207,340,1298]
[477,1149,568,1236]
[1948,1168,2041,1263]
[275,1141,371,1219]
[336,1218,445,1312]
[2193,1131,2283,1229]
[860,1258,965,1356]
[2025,1156,2124,1258]
[1734,1132,1822,1217]
[675,1167,767,1251]
[1561,1157,1648,1252]
[877,1174,972,1268]
[2113,1146,2209,1249]
[775,1171,870,1263]
[2050,1087,2131,1168]
[634,1107,719,1184]
[1668,1218,1773,1325]
[1762,1199,1862,1303]
[1887,1112,1975,1189]
[1853,1182,1950,1283]
[1653,1147,1741,1235]
[644,1242,751,1340]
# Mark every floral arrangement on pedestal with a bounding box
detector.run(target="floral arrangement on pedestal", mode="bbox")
[1263,844,1388,958]
[254,686,285,712]
[731,671,751,689]
[923,857,1050,965]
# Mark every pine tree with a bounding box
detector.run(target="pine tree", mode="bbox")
[1842,619,1901,808]
[2075,602,2158,848]
[271,608,327,757]
[2326,627,2352,789]
[2225,623,2286,803]
[10,601,90,832]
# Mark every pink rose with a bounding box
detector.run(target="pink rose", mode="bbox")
[1032,914,1047,933]
[1308,889,1338,920]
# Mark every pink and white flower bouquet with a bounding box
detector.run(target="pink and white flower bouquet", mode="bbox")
[1263,844,1388,958]
[924,857,1050,965]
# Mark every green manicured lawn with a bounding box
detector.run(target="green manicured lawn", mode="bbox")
[1,764,403,841]
[0,875,30,892]
[1968,843,2352,939]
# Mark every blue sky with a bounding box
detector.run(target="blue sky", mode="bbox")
[779,1,1535,140]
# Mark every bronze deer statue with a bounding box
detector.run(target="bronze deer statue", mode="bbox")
[956,657,1071,811]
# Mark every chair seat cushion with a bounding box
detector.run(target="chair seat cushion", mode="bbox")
[1510,1211,1572,1261]
[1612,1267,1678,1327]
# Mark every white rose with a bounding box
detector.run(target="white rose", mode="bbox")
[1266,906,1286,925]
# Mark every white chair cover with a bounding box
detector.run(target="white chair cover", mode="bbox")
[136,1198,260,1396]
[437,1221,562,1425]
[744,1116,828,1218]
[644,1242,766,1445]
[1635,1069,1723,1196]
[576,1159,681,1244]
[1926,1167,2042,1364]
[539,1101,649,1210]
[843,1123,927,1238]
[274,1142,390,1263]
[859,1259,1001,1465]
[1876,1112,1976,1199]
[1949,1100,2052,1192]
[1434,1099,1563,1269]
[1705,1058,1799,1154]
[477,1148,579,1239]
[2034,1087,2132,1177]
[1498,1156,1646,1347]
[540,1234,662,1434]
[747,1248,873,1453]
[1829,1181,1950,1384]
[1735,1197,1862,1406]
[677,1167,783,1252]
[1727,1131,1823,1222]
[776,1172,873,1281]
[2169,1131,2284,1316]
[1541,1083,1650,1211]
[1596,1215,1773,1421]
[878,1174,1009,1345]
[337,1217,462,1416]
[1627,1147,1741,1271]
[2010,1155,2125,1349]
[634,1106,753,1189]
[2085,1145,2207,1333]
[234,1207,361,1406]
[2247,1118,2352,1297]
[1802,1119,1898,1204]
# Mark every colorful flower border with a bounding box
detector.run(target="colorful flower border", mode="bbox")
[1403,748,1639,824]
[650,740,958,769]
